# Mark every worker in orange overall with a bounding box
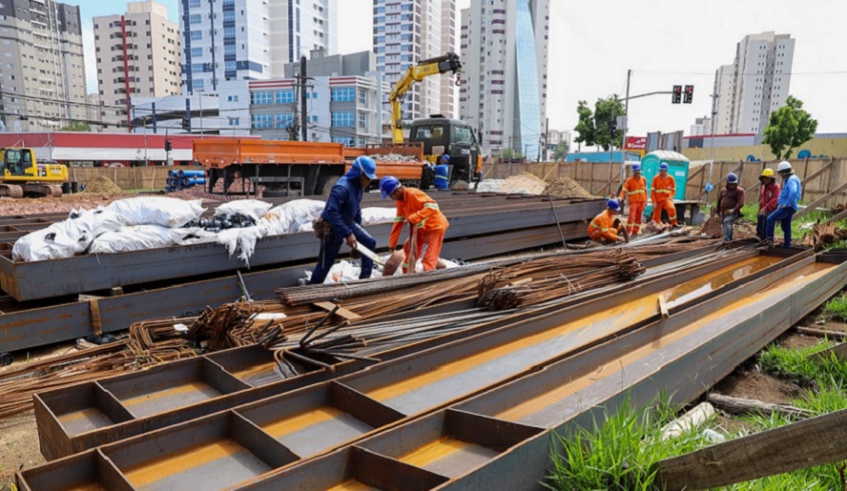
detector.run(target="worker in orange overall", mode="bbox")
[588,199,625,244]
[619,163,648,235]
[380,176,450,273]
[651,162,678,227]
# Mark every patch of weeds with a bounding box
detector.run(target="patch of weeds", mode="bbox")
[823,294,847,322]
[758,342,830,387]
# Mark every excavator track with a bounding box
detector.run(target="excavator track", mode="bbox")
[21,184,63,198]
[0,184,24,199]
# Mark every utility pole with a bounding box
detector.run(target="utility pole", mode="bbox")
[619,69,632,186]
[543,117,549,162]
[300,55,308,142]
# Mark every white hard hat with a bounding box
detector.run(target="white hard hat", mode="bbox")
[777,161,792,172]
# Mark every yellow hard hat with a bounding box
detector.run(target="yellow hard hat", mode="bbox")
[761,168,775,177]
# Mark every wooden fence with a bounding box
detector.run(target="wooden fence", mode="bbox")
[482,158,847,207]
[67,166,206,191]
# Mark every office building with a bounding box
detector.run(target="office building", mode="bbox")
[180,0,337,95]
[94,0,181,132]
[689,116,711,136]
[459,0,550,158]
[373,0,457,121]
[0,0,87,132]
[713,31,795,134]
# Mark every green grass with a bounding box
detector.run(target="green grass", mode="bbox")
[823,294,847,322]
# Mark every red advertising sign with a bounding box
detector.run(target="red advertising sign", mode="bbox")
[624,136,647,151]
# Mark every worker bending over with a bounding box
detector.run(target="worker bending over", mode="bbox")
[381,176,450,273]
[310,156,378,284]
[766,161,802,248]
[651,162,678,227]
[619,163,647,235]
[714,173,745,242]
[756,168,780,240]
[588,199,625,244]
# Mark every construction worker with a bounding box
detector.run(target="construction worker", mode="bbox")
[757,168,781,240]
[766,161,802,248]
[651,162,678,227]
[588,199,625,244]
[309,156,378,284]
[380,176,450,273]
[713,173,746,242]
[619,163,647,235]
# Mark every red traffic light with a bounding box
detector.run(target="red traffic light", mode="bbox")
[672,85,682,104]
[684,85,694,103]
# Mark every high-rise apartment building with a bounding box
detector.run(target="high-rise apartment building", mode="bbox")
[0,0,87,132]
[373,0,457,121]
[94,0,181,132]
[689,116,712,136]
[459,0,549,158]
[713,32,795,135]
[180,0,337,95]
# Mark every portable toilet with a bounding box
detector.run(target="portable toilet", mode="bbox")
[640,150,690,202]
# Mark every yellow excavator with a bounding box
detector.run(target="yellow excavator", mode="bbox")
[389,53,482,185]
[0,147,68,198]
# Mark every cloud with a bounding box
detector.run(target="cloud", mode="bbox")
[81,19,97,95]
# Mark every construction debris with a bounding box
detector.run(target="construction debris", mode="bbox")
[545,177,594,199]
[82,176,123,195]
[801,221,847,249]
[370,153,420,162]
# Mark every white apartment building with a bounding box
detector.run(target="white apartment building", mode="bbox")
[459,0,550,158]
[689,116,711,136]
[180,0,337,96]
[94,0,181,132]
[0,0,87,132]
[713,32,795,134]
[373,0,457,121]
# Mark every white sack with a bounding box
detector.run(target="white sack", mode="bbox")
[263,199,326,235]
[89,225,194,254]
[106,197,205,228]
[12,208,127,261]
[214,199,272,221]
[361,207,396,225]
[216,224,269,266]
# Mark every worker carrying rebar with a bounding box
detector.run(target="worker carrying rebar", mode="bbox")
[588,199,625,244]
[765,161,802,248]
[713,172,746,242]
[619,163,647,235]
[380,176,450,273]
[651,162,678,227]
[756,168,781,240]
[309,156,378,284]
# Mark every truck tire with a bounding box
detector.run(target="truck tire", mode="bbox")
[316,176,340,196]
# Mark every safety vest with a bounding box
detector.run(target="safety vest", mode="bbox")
[620,176,647,203]
[652,174,676,202]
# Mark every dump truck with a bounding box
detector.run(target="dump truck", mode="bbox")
[193,139,436,197]
[0,147,70,198]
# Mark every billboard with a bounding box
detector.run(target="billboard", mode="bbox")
[624,136,647,151]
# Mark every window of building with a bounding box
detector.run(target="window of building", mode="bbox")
[189,0,201,7]
[223,10,235,22]
[228,117,240,126]
[189,14,201,25]
[358,88,368,105]
[225,61,236,72]
[191,78,204,90]
[275,113,294,128]
[251,114,272,129]
[224,44,236,56]
[358,111,368,131]
[191,47,203,58]
[227,95,239,102]
[191,63,204,72]
[332,136,354,146]
[331,111,355,127]
[275,90,295,104]
[331,87,355,102]
[251,91,272,105]
[224,27,235,38]
[190,30,202,41]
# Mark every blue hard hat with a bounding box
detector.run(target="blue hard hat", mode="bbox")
[353,156,378,180]
[727,172,738,183]
[632,164,641,172]
[379,176,401,199]
[440,154,451,164]
[659,162,669,171]
[607,199,620,211]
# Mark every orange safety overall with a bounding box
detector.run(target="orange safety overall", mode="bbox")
[389,187,450,272]
[588,209,623,243]
[651,173,678,226]
[619,175,647,235]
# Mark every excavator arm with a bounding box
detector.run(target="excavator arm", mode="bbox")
[389,52,462,144]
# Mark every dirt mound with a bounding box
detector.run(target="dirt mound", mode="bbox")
[83,176,123,195]
[499,172,547,195]
[545,177,594,199]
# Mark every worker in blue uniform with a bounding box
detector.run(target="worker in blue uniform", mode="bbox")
[309,156,378,284]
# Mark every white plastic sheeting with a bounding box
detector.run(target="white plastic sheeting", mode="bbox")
[89,225,195,254]
[12,208,127,262]
[106,197,205,228]
[214,199,273,221]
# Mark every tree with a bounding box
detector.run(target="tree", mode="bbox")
[574,100,596,148]
[553,140,570,161]
[762,95,818,160]
[592,95,625,151]
[60,121,91,132]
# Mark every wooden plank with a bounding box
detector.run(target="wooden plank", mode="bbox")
[812,341,847,362]
[795,326,847,340]
[658,294,670,318]
[707,393,813,419]
[824,208,847,225]
[793,180,847,220]
[313,301,362,322]
[655,407,847,491]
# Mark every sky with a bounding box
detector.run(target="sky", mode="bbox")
[75,0,847,138]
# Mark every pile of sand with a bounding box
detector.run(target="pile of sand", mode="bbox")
[544,177,594,199]
[83,176,123,195]
[499,172,548,195]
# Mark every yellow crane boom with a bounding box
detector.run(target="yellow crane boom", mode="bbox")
[389,53,463,144]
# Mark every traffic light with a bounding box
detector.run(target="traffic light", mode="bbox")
[181,116,190,131]
[672,85,682,104]
[608,119,618,139]
[684,85,694,104]
[164,139,172,152]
